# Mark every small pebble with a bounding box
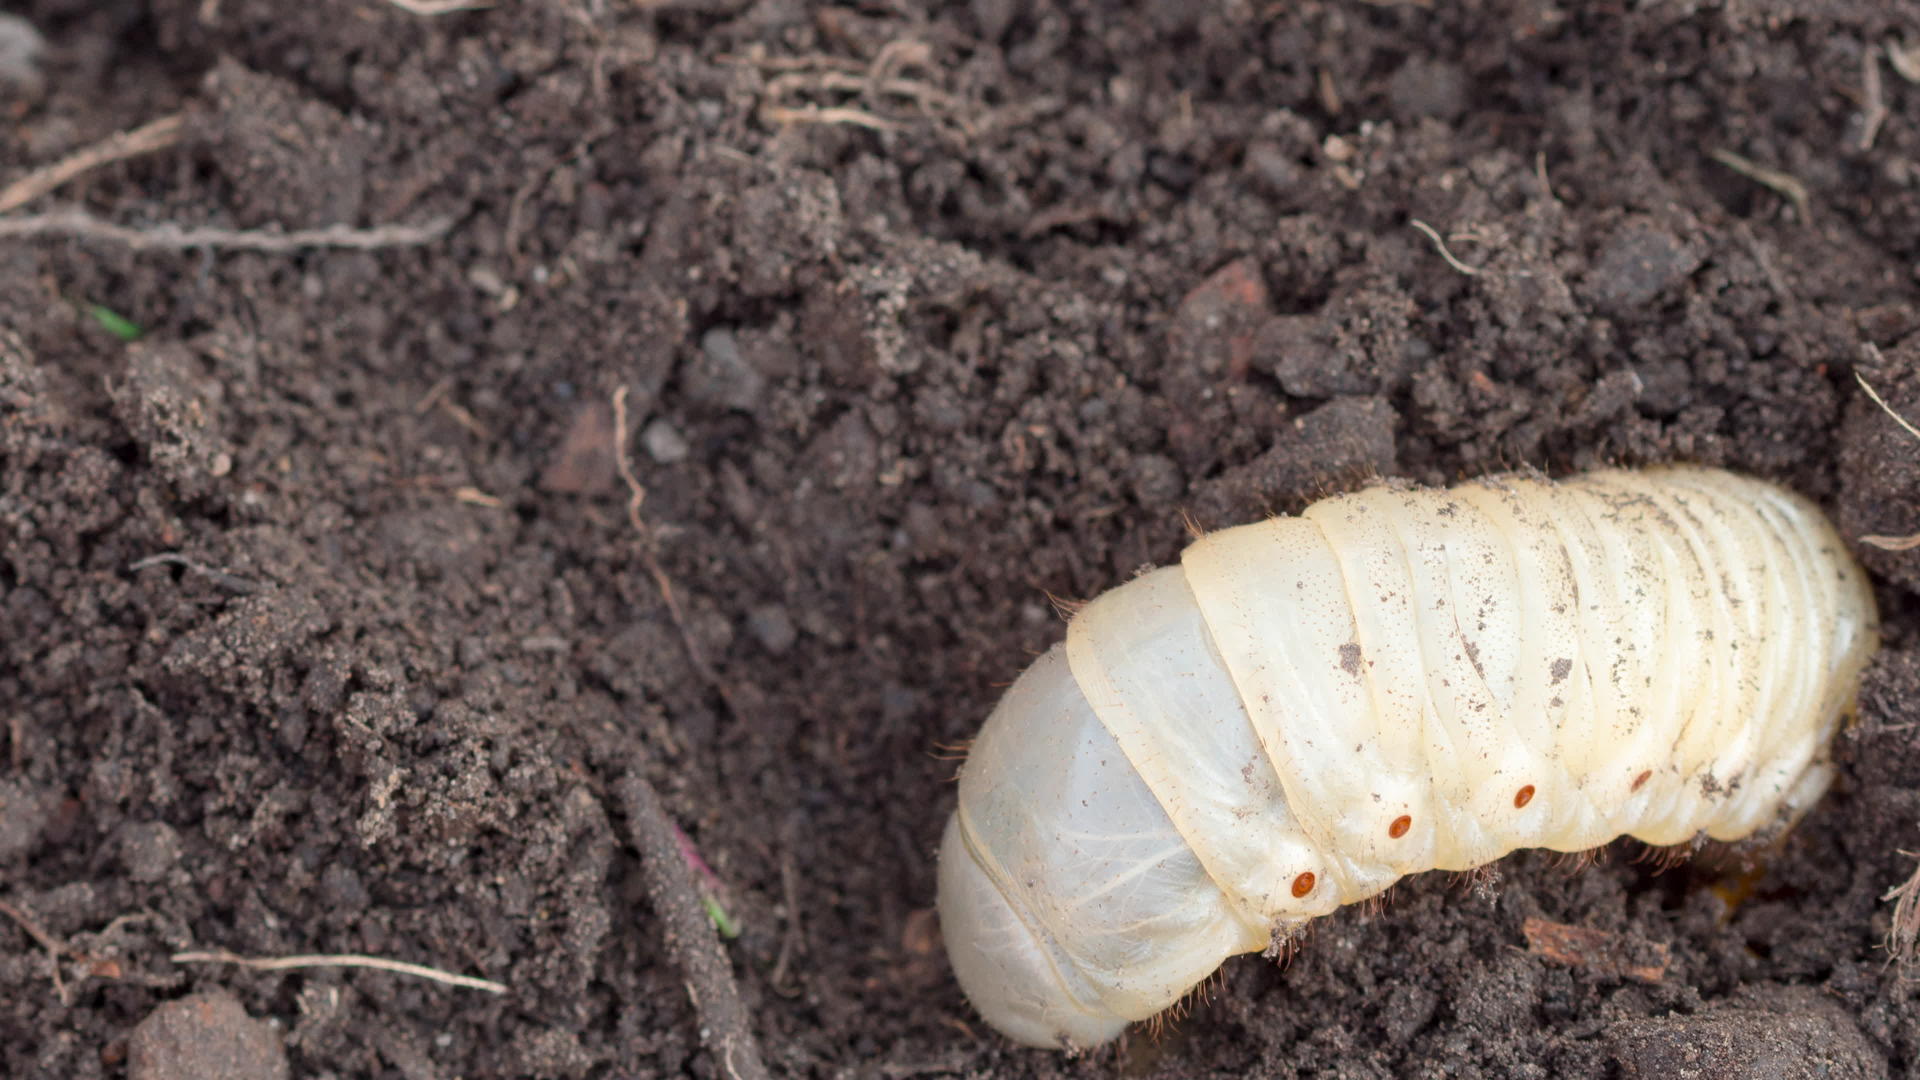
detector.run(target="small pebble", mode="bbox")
[0,779,51,862]
[747,603,797,656]
[129,991,289,1080]
[118,821,182,883]
[0,14,45,99]
[641,418,690,464]
[685,327,767,412]
[1586,219,1701,312]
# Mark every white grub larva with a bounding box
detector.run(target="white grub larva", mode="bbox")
[937,465,1879,1050]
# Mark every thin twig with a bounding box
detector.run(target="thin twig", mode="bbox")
[1853,364,1920,550]
[382,0,491,13]
[1710,148,1812,221]
[1855,368,1920,442]
[171,950,506,993]
[723,52,866,73]
[0,114,186,215]
[0,899,67,957]
[1885,851,1920,964]
[764,70,963,114]
[453,486,504,508]
[414,375,454,415]
[615,773,771,1080]
[1890,36,1920,83]
[129,552,259,594]
[0,208,455,251]
[1859,46,1889,153]
[610,386,649,531]
[1736,221,1793,304]
[768,851,803,996]
[611,387,734,710]
[0,898,70,1004]
[745,47,976,137]
[1409,218,1484,276]
[760,104,902,131]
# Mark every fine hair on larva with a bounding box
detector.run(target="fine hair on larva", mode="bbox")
[936,465,1880,1050]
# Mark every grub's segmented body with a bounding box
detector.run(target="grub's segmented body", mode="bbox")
[937,466,1879,1049]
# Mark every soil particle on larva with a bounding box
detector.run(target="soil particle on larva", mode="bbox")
[1339,641,1364,676]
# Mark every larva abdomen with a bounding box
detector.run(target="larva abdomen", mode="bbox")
[937,466,1879,1049]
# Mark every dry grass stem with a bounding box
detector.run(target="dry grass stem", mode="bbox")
[1887,36,1920,82]
[1859,46,1889,152]
[171,949,507,993]
[1710,148,1812,220]
[0,113,185,215]
[1409,219,1485,276]
[0,208,455,251]
[610,387,733,709]
[383,0,491,13]
[761,105,901,131]
[1855,368,1920,442]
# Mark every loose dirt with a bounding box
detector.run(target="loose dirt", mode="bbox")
[4,2,1920,1077]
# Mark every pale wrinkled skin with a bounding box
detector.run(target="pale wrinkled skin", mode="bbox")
[938,467,1880,1050]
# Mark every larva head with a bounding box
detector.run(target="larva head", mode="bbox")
[936,817,1124,1049]
[938,645,1250,1049]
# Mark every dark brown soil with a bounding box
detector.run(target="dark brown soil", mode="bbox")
[4,2,1920,1077]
